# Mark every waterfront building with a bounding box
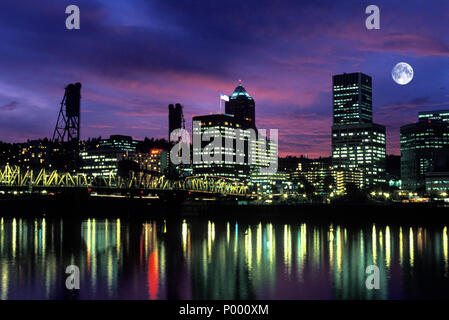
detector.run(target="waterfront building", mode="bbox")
[425,172,449,194]
[15,140,49,167]
[289,156,363,196]
[126,148,169,174]
[331,72,386,187]
[288,157,332,195]
[400,116,449,190]
[79,149,127,177]
[333,169,364,195]
[249,171,290,195]
[192,83,277,181]
[192,113,251,180]
[80,135,140,177]
[332,123,386,187]
[0,139,84,171]
[249,132,278,176]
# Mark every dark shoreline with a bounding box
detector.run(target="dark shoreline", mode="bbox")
[1,195,448,225]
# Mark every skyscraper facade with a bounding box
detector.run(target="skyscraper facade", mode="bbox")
[400,115,449,191]
[191,83,277,180]
[168,103,184,139]
[225,82,256,129]
[192,113,250,180]
[331,72,386,187]
[418,109,449,123]
[333,72,372,125]
[224,82,277,173]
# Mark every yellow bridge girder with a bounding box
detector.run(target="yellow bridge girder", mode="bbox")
[0,165,249,195]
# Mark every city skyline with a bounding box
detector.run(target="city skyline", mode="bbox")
[0,1,449,158]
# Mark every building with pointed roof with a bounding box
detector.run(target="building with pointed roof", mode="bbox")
[225,82,256,129]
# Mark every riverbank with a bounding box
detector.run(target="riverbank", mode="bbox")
[0,195,448,224]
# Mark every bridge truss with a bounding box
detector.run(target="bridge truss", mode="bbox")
[0,165,249,196]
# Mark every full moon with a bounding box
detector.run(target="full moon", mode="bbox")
[392,62,414,85]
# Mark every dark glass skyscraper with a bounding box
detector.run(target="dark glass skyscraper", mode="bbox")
[331,72,386,187]
[168,103,184,139]
[333,72,372,125]
[400,115,449,191]
[418,109,449,123]
[225,82,256,129]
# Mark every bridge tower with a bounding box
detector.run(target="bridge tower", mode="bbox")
[53,82,82,143]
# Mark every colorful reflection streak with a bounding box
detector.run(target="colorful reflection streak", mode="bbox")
[1,217,449,299]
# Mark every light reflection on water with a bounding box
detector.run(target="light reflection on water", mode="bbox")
[1,217,449,299]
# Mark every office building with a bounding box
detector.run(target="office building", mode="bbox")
[79,149,127,177]
[333,169,364,195]
[80,135,140,177]
[99,135,138,152]
[249,171,290,195]
[192,83,277,180]
[418,109,449,123]
[126,148,169,174]
[225,82,256,129]
[400,116,449,190]
[168,103,185,139]
[289,157,363,196]
[331,72,386,187]
[425,172,449,194]
[332,123,386,187]
[333,72,372,125]
[249,132,278,176]
[289,157,332,194]
[192,113,250,180]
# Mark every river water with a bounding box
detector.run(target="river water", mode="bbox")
[1,214,449,299]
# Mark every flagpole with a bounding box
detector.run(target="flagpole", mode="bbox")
[219,93,229,114]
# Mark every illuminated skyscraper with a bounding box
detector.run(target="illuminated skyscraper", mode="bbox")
[331,72,386,187]
[225,82,256,129]
[192,83,277,180]
[192,113,250,180]
[333,72,372,125]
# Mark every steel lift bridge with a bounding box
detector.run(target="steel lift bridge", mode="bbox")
[0,165,251,199]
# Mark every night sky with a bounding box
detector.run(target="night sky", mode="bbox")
[0,0,448,157]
